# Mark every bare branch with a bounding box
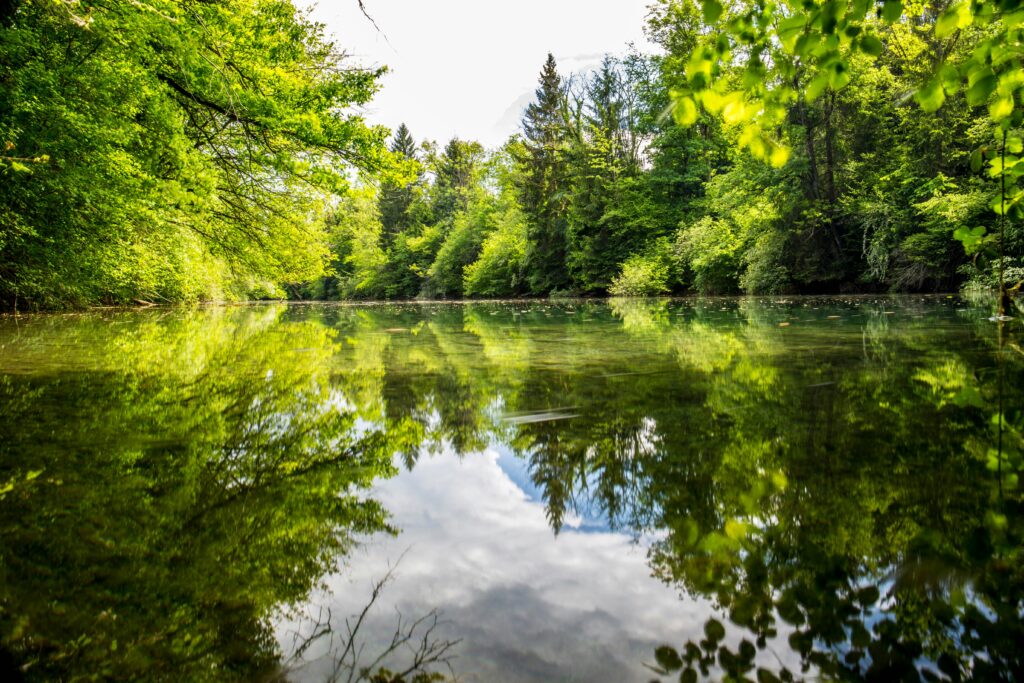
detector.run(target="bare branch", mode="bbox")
[283,555,460,683]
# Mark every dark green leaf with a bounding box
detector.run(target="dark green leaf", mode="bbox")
[655,645,684,672]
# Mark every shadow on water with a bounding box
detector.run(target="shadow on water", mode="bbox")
[0,297,1021,681]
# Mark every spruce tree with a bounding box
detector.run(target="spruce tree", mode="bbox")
[516,53,571,294]
[379,123,419,248]
[432,138,482,224]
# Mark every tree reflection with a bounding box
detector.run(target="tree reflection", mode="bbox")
[322,297,1024,681]
[1,298,1021,681]
[0,308,403,681]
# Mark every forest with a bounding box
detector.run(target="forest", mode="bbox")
[1,0,1023,309]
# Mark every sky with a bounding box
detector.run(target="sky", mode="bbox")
[306,0,660,149]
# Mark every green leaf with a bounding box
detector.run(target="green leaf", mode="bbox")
[936,3,970,37]
[881,0,902,22]
[778,15,806,53]
[829,65,851,90]
[702,0,724,23]
[989,96,1014,121]
[655,646,683,672]
[1008,136,1023,154]
[860,35,883,57]
[954,225,986,252]
[939,64,960,93]
[970,148,984,172]
[914,79,945,112]
[967,73,998,106]
[769,144,791,168]
[704,619,726,642]
[680,669,698,683]
[673,96,699,126]
[805,73,830,102]
[725,518,749,539]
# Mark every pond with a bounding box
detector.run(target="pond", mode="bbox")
[1,297,1022,682]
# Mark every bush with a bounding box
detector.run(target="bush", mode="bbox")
[674,216,741,294]
[740,228,791,294]
[425,197,495,298]
[463,205,527,297]
[609,238,672,296]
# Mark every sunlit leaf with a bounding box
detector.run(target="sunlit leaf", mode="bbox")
[936,3,972,37]
[673,96,699,126]
[769,144,791,168]
[989,96,1014,121]
[915,79,946,112]
[805,74,830,102]
[967,72,997,106]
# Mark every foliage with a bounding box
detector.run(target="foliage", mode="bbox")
[516,54,573,294]
[462,204,529,297]
[669,0,1023,304]
[6,0,1022,308]
[609,238,674,296]
[0,0,389,309]
[425,191,495,298]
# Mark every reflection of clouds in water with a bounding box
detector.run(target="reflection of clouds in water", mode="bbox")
[279,448,719,682]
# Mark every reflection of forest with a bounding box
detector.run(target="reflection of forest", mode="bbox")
[0,299,1021,681]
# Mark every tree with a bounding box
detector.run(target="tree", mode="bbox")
[432,138,484,225]
[565,55,661,292]
[379,123,422,248]
[516,53,572,294]
[669,0,1023,310]
[0,0,389,310]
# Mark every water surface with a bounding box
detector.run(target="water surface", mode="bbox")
[1,297,1021,682]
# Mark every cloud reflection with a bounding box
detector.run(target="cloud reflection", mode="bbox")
[280,447,720,683]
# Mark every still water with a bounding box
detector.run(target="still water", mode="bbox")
[1,297,1021,682]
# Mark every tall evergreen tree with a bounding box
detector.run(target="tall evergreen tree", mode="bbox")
[432,138,483,225]
[379,123,420,248]
[516,53,571,293]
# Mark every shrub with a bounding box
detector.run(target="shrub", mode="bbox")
[463,205,527,297]
[674,216,741,294]
[425,197,495,298]
[609,238,672,297]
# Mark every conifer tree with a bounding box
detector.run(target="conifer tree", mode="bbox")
[432,138,483,224]
[516,53,571,293]
[379,123,420,248]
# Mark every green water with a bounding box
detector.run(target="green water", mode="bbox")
[0,297,1021,682]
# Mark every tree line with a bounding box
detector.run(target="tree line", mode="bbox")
[1,0,1022,309]
[300,0,1023,301]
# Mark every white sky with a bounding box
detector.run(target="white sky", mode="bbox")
[306,0,659,149]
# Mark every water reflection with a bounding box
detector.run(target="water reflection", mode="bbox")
[0,297,1020,681]
[0,308,400,681]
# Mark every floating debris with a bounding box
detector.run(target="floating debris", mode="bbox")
[500,408,579,425]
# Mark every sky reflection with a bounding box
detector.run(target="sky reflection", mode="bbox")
[280,446,719,683]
